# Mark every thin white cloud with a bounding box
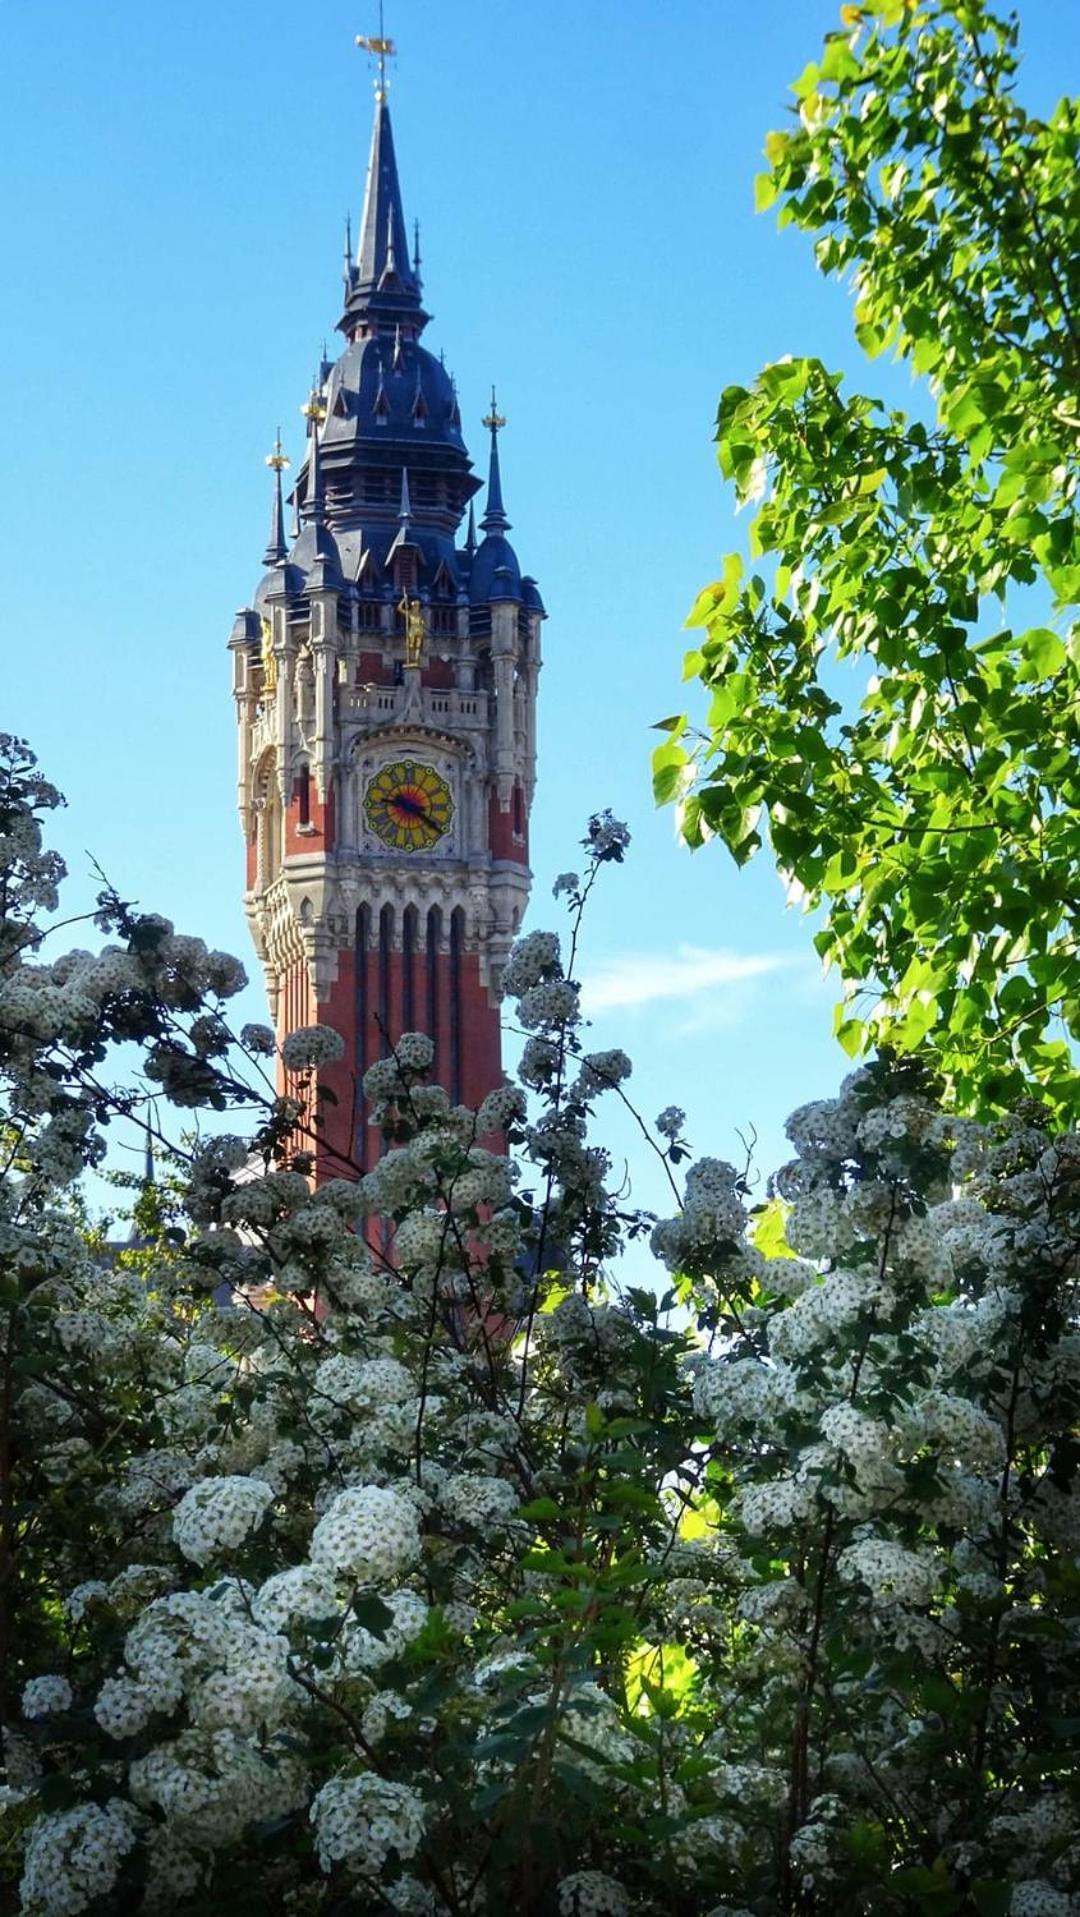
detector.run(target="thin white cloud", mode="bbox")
[579,945,797,1016]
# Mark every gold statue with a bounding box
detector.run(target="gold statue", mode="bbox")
[260,615,277,694]
[398,592,426,668]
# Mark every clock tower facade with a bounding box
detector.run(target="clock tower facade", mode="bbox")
[229,84,543,1178]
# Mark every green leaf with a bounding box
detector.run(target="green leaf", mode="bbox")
[350,1594,396,1639]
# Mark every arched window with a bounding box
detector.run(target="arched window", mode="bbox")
[297,763,311,828]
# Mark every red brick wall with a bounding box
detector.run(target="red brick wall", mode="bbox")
[284,775,335,858]
[488,785,528,864]
[275,932,503,1184]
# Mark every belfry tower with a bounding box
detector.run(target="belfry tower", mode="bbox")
[229,64,543,1176]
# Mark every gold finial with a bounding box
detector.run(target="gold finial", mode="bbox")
[356,3,396,100]
[398,591,426,668]
[301,385,327,428]
[482,385,506,433]
[265,429,290,474]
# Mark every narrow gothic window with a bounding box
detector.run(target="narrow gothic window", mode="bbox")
[298,764,310,827]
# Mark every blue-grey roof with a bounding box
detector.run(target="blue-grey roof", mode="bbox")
[470,533,522,604]
[244,93,540,621]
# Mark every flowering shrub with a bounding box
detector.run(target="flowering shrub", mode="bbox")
[1,739,1080,1913]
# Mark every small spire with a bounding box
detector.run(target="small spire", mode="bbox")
[480,385,511,533]
[398,466,412,527]
[302,383,328,524]
[465,500,477,554]
[343,211,353,289]
[309,422,325,524]
[392,322,404,371]
[412,217,422,286]
[144,1126,156,1187]
[263,430,290,565]
[373,349,390,418]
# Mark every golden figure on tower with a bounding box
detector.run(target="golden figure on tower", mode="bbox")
[398,591,426,667]
[260,615,277,694]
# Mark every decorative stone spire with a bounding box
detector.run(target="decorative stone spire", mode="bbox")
[263,430,290,565]
[398,465,412,529]
[465,500,477,554]
[480,387,511,533]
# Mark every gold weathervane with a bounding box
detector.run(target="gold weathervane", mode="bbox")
[398,592,426,668]
[482,385,506,434]
[301,386,327,429]
[356,4,396,100]
[265,429,290,476]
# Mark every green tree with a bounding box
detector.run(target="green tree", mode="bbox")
[655,0,1080,1116]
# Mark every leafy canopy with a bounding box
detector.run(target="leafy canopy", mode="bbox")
[655,0,1080,1117]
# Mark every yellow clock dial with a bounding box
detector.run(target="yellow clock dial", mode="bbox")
[365,760,454,852]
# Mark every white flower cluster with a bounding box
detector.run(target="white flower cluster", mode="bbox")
[310,1484,421,1584]
[395,1031,435,1072]
[310,1772,426,1877]
[239,1021,276,1055]
[1009,1885,1072,1917]
[439,1472,520,1532]
[575,1049,632,1096]
[477,1082,527,1133]
[557,1871,631,1916]
[837,1536,942,1608]
[501,929,561,996]
[129,1726,305,1847]
[20,1800,139,1917]
[585,810,631,859]
[280,1022,345,1069]
[172,1474,274,1565]
[21,1675,73,1719]
[517,978,581,1031]
[652,1159,748,1272]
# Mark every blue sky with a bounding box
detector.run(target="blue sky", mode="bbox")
[3,0,1076,1229]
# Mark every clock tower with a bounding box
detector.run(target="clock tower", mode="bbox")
[229,73,543,1178]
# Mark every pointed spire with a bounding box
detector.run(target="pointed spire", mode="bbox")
[309,424,325,524]
[353,95,418,306]
[465,500,478,554]
[144,1126,155,1187]
[398,466,413,528]
[392,322,404,371]
[263,430,290,565]
[343,212,353,291]
[413,218,422,287]
[481,386,511,533]
[302,381,328,524]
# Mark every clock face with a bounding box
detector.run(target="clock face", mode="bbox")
[365,759,454,853]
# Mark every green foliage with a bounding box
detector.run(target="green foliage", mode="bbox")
[657,0,1080,1117]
